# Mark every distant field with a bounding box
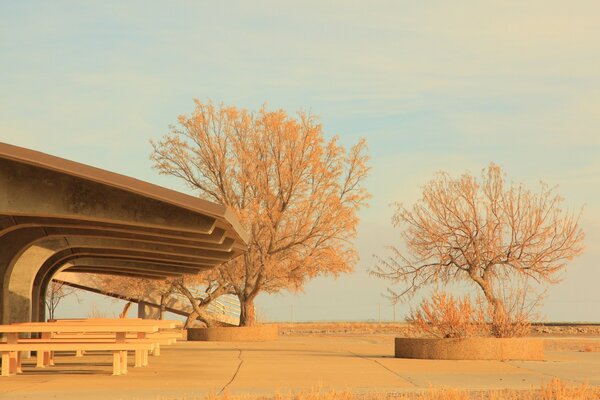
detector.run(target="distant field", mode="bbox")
[271,321,600,338]
[273,322,412,336]
[269,321,600,353]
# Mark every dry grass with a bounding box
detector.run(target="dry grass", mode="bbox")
[197,379,600,400]
[86,303,114,318]
[408,293,489,339]
[275,322,600,338]
[275,322,412,336]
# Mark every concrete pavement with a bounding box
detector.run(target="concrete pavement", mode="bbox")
[0,335,598,399]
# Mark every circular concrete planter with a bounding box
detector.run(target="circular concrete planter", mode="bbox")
[187,325,279,342]
[395,337,544,360]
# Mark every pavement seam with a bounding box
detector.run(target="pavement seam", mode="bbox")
[218,348,244,395]
[502,361,587,385]
[348,351,419,387]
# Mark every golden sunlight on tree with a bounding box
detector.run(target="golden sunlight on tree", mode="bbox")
[372,164,585,337]
[150,100,370,326]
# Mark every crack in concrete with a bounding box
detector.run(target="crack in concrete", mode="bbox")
[218,348,244,395]
[348,350,418,387]
[502,361,587,385]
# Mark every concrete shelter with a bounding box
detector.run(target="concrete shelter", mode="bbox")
[0,142,248,324]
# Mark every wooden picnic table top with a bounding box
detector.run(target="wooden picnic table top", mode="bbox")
[43,318,182,327]
[13,318,179,326]
[0,323,159,334]
[0,342,154,351]
[53,318,179,322]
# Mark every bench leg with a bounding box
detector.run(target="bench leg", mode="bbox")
[75,350,84,357]
[134,350,142,367]
[112,351,121,376]
[49,351,55,366]
[8,352,18,374]
[121,351,128,374]
[36,352,45,368]
[16,352,22,374]
[42,351,51,367]
[152,344,160,356]
[143,350,148,367]
[1,352,10,376]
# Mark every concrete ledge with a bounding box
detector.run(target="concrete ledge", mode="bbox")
[395,337,544,360]
[187,325,279,341]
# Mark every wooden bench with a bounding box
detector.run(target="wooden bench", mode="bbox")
[1,342,153,376]
[52,318,183,329]
[0,322,159,376]
[17,338,163,366]
[46,335,173,358]
[52,330,182,342]
[50,334,175,345]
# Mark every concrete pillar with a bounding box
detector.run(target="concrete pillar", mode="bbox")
[0,228,47,324]
[7,240,69,324]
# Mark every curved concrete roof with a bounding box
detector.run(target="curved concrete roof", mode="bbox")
[0,142,248,244]
[0,142,248,323]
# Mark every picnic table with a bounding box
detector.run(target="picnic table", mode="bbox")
[0,320,166,376]
[23,318,183,353]
[47,318,184,355]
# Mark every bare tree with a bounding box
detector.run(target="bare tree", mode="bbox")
[86,274,177,320]
[87,272,231,328]
[372,164,584,336]
[119,301,133,318]
[46,280,80,320]
[170,270,235,328]
[151,100,370,326]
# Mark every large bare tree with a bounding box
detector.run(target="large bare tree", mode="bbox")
[151,100,370,326]
[372,164,584,336]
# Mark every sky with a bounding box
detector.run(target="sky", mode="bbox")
[1,1,599,322]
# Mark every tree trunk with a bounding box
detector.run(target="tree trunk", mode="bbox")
[190,303,216,327]
[184,310,199,329]
[174,282,216,327]
[159,294,167,320]
[119,301,132,318]
[238,296,256,327]
[489,298,508,337]
[473,276,506,337]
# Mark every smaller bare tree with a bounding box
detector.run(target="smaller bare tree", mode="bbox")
[373,163,585,337]
[46,280,80,320]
